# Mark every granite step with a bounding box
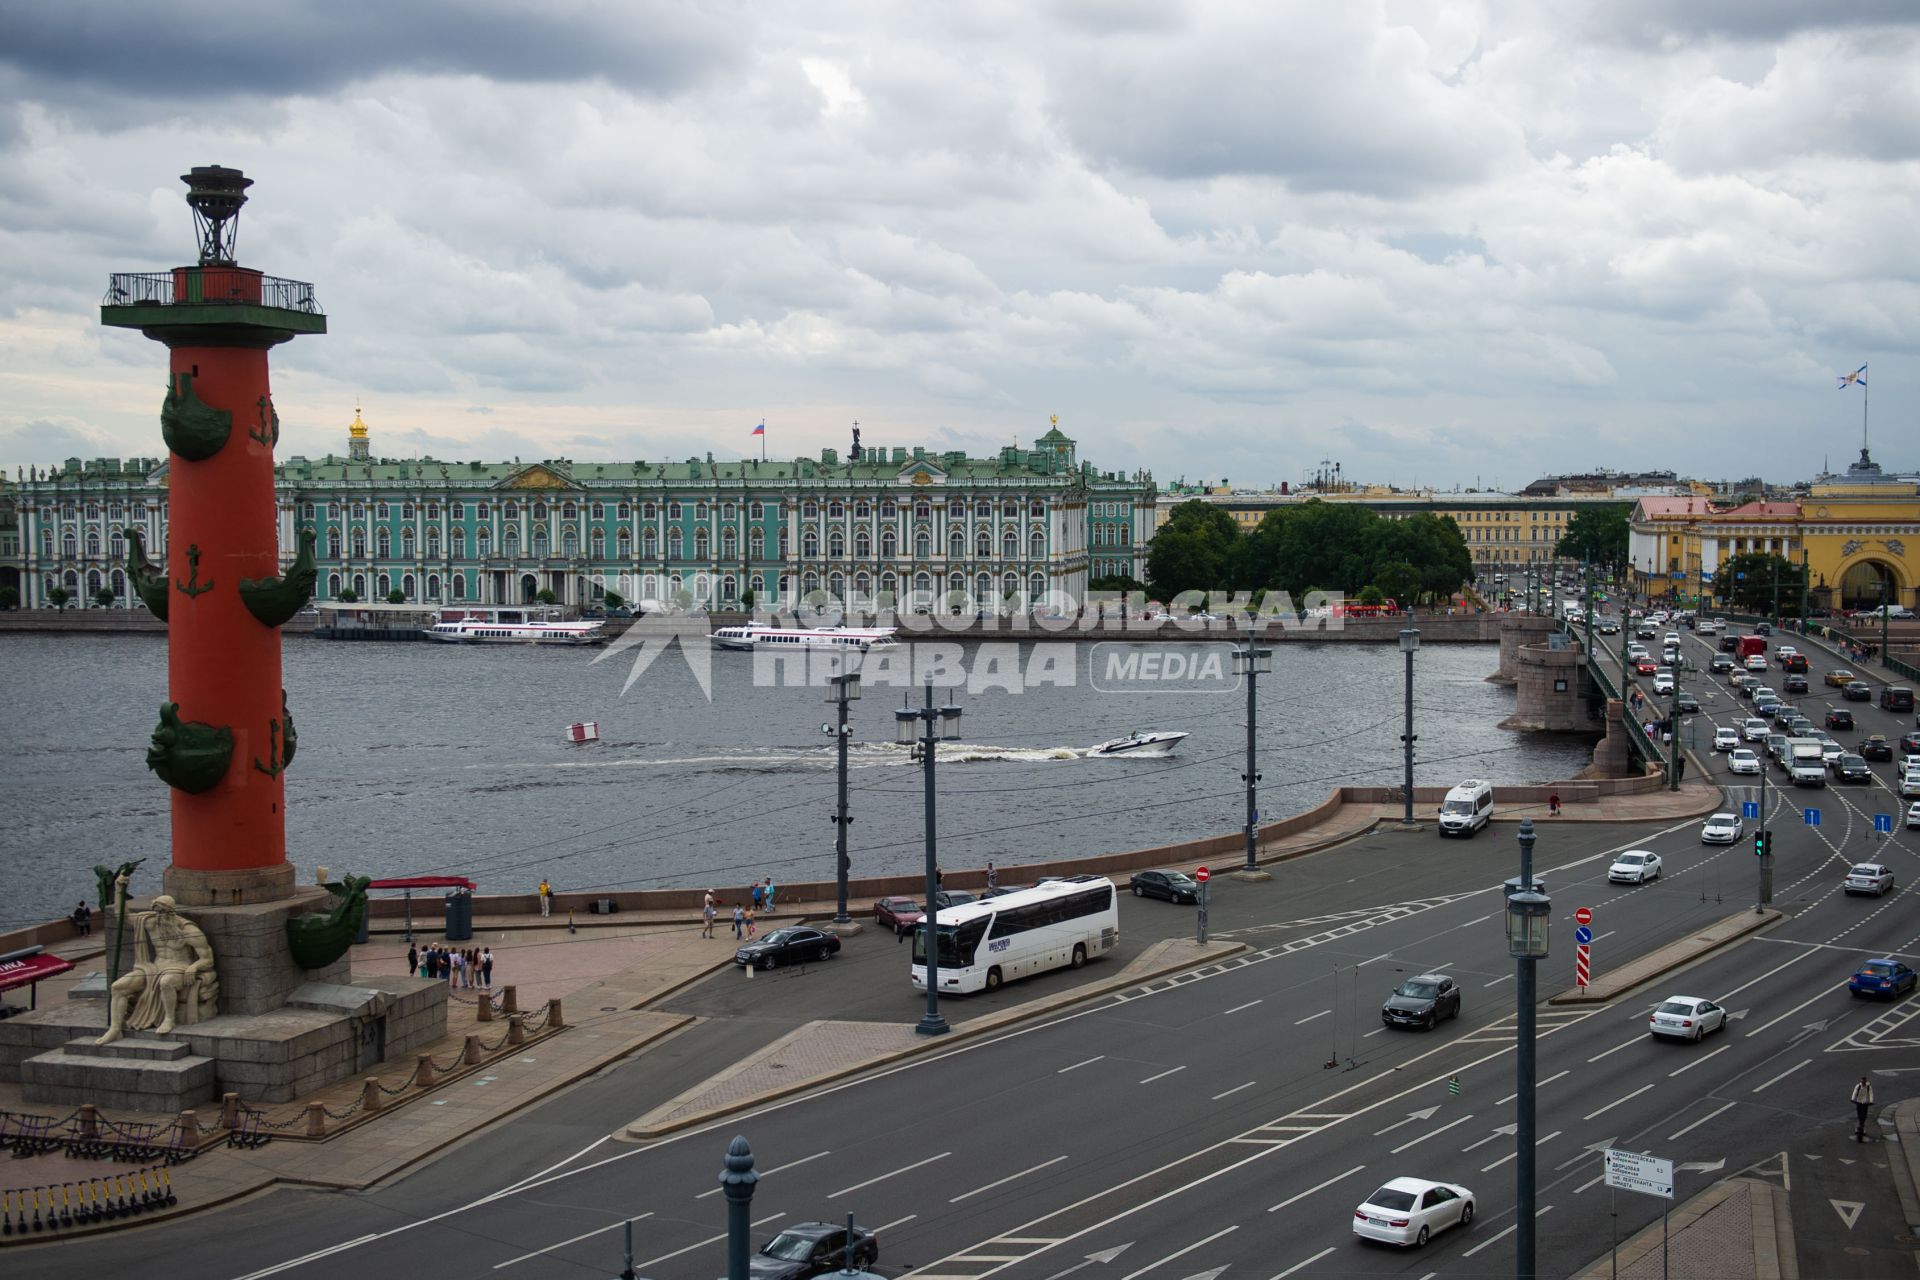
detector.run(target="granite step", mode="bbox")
[22,1045,217,1113]
[59,1035,192,1061]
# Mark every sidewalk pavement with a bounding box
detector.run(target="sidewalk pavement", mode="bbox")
[1574,1176,1797,1280]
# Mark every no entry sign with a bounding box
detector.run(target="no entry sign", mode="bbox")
[1196,866,1210,882]
[1575,906,1593,926]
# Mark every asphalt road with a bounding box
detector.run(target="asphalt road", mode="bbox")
[20,619,1920,1280]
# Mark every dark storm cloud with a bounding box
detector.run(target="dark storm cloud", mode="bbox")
[0,0,737,101]
[1591,0,1920,44]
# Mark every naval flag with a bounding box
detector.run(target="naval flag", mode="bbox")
[1836,364,1867,390]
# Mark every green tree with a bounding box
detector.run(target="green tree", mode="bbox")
[336,587,359,603]
[739,586,755,610]
[1088,573,1146,594]
[602,589,625,609]
[535,587,558,605]
[1259,501,1379,597]
[1555,505,1630,571]
[47,586,71,611]
[1356,583,1386,606]
[1145,500,1241,600]
[0,585,18,609]
[1370,563,1419,605]
[95,587,117,608]
[1714,552,1807,616]
[386,588,406,604]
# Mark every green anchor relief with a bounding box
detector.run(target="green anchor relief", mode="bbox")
[175,543,214,598]
[124,527,169,622]
[252,717,286,778]
[281,688,298,768]
[145,702,233,794]
[160,371,232,461]
[240,526,317,626]
[248,395,281,448]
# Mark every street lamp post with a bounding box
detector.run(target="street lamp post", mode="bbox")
[1505,819,1551,1280]
[1232,625,1273,870]
[823,669,861,925]
[896,680,962,1036]
[1398,626,1420,826]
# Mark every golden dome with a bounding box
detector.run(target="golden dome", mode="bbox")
[348,402,368,440]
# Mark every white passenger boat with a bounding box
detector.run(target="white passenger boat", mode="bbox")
[1087,730,1189,757]
[709,623,899,652]
[423,606,607,646]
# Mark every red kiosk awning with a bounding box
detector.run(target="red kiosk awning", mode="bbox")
[0,952,76,994]
[368,877,476,891]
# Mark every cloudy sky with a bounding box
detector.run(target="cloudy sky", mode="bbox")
[1,1,1914,492]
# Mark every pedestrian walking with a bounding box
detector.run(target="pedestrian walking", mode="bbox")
[407,943,418,977]
[751,880,764,912]
[72,900,92,936]
[701,891,716,938]
[1853,1075,1875,1140]
[480,947,493,988]
[1548,792,1561,817]
[744,906,756,938]
[732,904,744,939]
[764,878,777,913]
[538,878,553,918]
[987,861,997,891]
[567,907,577,935]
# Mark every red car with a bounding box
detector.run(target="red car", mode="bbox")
[874,896,923,935]
[1634,658,1658,675]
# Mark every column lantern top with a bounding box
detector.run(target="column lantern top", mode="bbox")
[183,165,253,266]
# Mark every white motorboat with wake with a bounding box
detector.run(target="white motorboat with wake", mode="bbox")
[1088,730,1189,757]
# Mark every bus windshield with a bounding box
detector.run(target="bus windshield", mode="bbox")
[913,920,987,968]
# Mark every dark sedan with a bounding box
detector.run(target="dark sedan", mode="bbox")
[1674,692,1701,714]
[1381,973,1461,1030]
[873,896,922,934]
[1830,754,1871,784]
[1130,870,1200,903]
[1843,681,1873,702]
[1825,709,1855,731]
[1863,735,1894,761]
[749,1222,878,1280]
[734,926,841,970]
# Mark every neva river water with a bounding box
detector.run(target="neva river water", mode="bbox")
[0,633,1598,925]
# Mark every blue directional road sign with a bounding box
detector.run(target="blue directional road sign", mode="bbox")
[1803,807,1821,827]
[1742,800,1761,820]
[1876,813,1894,834]
[1575,925,1594,945]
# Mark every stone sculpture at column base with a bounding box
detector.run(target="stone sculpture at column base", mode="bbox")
[95,873,220,1045]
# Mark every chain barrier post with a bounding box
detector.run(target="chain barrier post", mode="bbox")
[501,985,519,1014]
[221,1093,239,1129]
[547,996,564,1029]
[175,1110,199,1148]
[476,994,493,1023]
[462,1034,482,1066]
[507,1012,527,1046]
[360,1078,383,1114]
[303,1104,325,1138]
[413,1054,434,1089]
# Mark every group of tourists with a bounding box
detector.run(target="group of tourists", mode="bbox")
[409,942,492,989]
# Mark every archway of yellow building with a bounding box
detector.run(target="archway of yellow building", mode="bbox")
[1836,556,1905,612]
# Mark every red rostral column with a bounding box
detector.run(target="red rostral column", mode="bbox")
[102,166,326,906]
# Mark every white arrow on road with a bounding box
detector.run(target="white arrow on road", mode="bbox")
[1373,1106,1440,1136]
[1177,1269,1227,1280]
[1041,1244,1132,1280]
[1463,1124,1519,1152]
[1791,1019,1832,1042]
[1726,1009,1750,1021]
[1678,1159,1726,1173]
[1831,1200,1864,1230]
[1556,1137,1616,1171]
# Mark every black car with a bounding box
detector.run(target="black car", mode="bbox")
[1903,731,1920,756]
[733,926,842,970]
[1784,674,1809,694]
[1755,622,1772,635]
[1674,692,1701,714]
[1381,973,1461,1030]
[1709,654,1734,672]
[931,889,975,911]
[1831,754,1872,783]
[749,1222,879,1280]
[1718,634,1739,653]
[1843,681,1873,703]
[1130,869,1200,904]
[1863,735,1894,761]
[1825,709,1855,731]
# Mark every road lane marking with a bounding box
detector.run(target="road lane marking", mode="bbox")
[1669,1100,1738,1141]
[1584,1084,1654,1120]
[232,1237,380,1279]
[696,1150,830,1198]
[1479,1130,1560,1172]
[1294,1009,1330,1025]
[1575,1171,1607,1193]
[1058,1056,1105,1074]
[1267,1164,1367,1212]
[492,1214,655,1269]
[874,1214,919,1234]
[1668,1045,1730,1077]
[1212,1081,1256,1100]
[1498,1069,1569,1105]
[1270,1247,1334,1278]
[1752,1059,1812,1093]
[1462,1223,1516,1257]
[1484,973,1514,987]
[831,1152,950,1198]
[1118,1225,1237,1280]
[1744,983,1850,1039]
[951,1156,1071,1204]
[1391,1115,1474,1154]
[1363,1027,1388,1037]
[1588,1035,1645,1063]
[1138,1066,1186,1084]
[1222,1000,1263,1015]
[633,1213,783,1272]
[1716,946,1821,1002]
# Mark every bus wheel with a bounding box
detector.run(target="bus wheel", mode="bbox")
[985,967,1003,992]
[1070,944,1086,970]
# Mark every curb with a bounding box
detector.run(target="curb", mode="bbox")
[1572,1176,1797,1280]
[1549,909,1784,1005]
[621,938,1250,1139]
[1890,1099,1920,1233]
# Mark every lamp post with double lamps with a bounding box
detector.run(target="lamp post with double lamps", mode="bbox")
[1504,819,1551,1280]
[823,669,860,926]
[896,680,962,1036]
[1398,625,1419,826]
[1232,624,1273,871]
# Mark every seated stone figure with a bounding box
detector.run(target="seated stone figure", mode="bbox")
[95,874,219,1045]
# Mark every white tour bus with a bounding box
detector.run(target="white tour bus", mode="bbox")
[911,876,1120,994]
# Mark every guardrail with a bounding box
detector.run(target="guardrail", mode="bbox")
[102,271,323,314]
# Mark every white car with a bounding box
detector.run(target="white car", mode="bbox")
[1713,727,1739,752]
[1663,632,1682,648]
[1652,671,1675,695]
[1700,813,1742,844]
[1649,995,1728,1042]
[1729,748,1761,775]
[1352,1177,1475,1248]
[1742,718,1770,741]
[1745,654,1769,671]
[1843,863,1895,896]
[1609,850,1663,883]
[1907,801,1920,829]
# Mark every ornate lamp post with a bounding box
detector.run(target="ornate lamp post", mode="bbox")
[896,680,962,1035]
[1505,819,1551,1280]
[1232,625,1272,870]
[823,669,860,925]
[1398,626,1419,826]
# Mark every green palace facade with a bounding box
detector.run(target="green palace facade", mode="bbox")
[2,412,1154,611]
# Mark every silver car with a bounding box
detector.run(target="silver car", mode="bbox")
[1649,995,1727,1042]
[1700,813,1741,844]
[1608,850,1663,883]
[1843,864,1895,896]
[1352,1177,1475,1248]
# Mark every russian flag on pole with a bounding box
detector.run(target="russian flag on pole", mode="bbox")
[751,420,766,435]
[1836,364,1867,390]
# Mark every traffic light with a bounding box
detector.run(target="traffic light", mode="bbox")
[1753,830,1770,858]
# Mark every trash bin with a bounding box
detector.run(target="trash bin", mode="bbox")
[353,905,371,945]
[445,889,473,942]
